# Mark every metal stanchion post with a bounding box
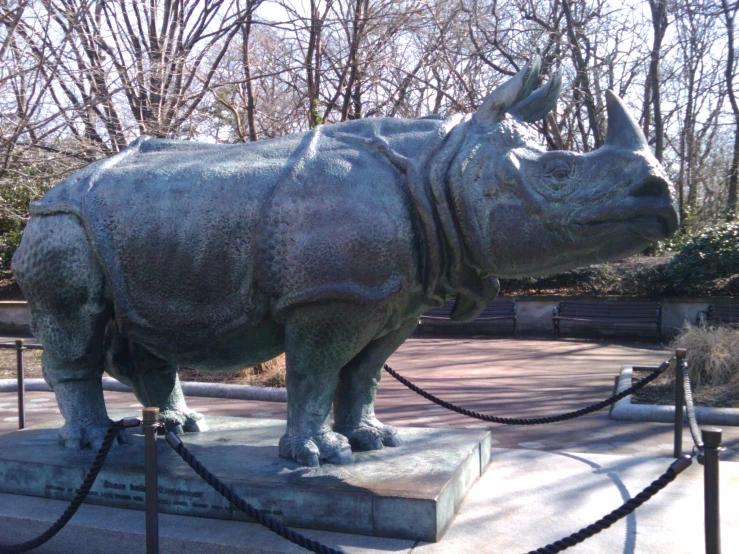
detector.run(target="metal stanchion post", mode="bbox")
[673,348,686,458]
[703,427,722,554]
[16,339,24,430]
[143,407,160,554]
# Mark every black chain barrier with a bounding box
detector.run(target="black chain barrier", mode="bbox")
[0,418,139,554]
[530,358,709,553]
[680,358,705,454]
[0,353,706,554]
[164,432,346,554]
[383,357,673,425]
[527,455,693,553]
[384,356,710,553]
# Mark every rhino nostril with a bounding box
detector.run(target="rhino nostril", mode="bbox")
[632,177,669,197]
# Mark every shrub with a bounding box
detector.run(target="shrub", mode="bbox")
[657,221,739,296]
[499,265,620,296]
[499,258,666,297]
[0,229,23,274]
[671,323,739,394]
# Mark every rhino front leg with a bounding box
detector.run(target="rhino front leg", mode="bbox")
[333,317,418,451]
[280,302,386,467]
[127,369,207,434]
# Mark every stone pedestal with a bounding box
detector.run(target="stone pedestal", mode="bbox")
[0,416,490,542]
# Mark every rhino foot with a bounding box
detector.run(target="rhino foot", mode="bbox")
[159,409,208,435]
[279,427,353,467]
[335,420,402,451]
[59,419,128,451]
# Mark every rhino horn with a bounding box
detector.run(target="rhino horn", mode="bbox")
[473,55,541,126]
[604,90,648,150]
[508,70,562,123]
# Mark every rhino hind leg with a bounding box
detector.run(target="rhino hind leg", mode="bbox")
[280,302,387,467]
[12,214,123,450]
[332,318,418,451]
[104,327,207,434]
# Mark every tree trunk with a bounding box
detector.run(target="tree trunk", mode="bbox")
[722,0,739,218]
[341,0,368,121]
[648,0,668,162]
[242,8,258,142]
[561,0,603,148]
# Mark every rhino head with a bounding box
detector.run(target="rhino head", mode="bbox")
[445,56,679,279]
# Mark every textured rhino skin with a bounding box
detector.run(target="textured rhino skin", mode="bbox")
[12,58,679,466]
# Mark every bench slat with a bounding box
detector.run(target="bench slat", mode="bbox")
[554,300,662,341]
[418,299,517,336]
[700,304,739,325]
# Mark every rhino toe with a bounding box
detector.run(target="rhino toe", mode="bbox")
[278,428,353,466]
[183,413,209,432]
[335,421,402,451]
[59,420,127,451]
[160,409,208,434]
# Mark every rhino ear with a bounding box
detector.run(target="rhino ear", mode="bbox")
[508,70,561,123]
[473,55,541,126]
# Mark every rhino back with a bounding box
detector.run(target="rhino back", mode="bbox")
[33,135,303,347]
[31,123,428,351]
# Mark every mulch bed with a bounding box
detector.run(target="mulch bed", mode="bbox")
[631,369,739,408]
[0,348,286,388]
[0,277,23,300]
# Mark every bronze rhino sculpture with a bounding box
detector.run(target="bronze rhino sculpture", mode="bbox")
[13,58,678,466]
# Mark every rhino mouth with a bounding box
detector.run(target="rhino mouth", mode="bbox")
[576,202,678,239]
[584,215,670,237]
[574,174,678,239]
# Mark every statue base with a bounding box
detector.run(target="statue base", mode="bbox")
[0,415,491,542]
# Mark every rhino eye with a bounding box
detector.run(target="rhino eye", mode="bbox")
[543,158,572,180]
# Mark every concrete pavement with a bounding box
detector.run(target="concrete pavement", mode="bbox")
[0,337,737,553]
[0,449,735,553]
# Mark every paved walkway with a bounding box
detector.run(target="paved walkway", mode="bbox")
[1,337,736,460]
[0,337,737,553]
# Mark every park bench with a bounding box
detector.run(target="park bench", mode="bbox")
[552,300,663,341]
[416,298,517,337]
[696,304,739,326]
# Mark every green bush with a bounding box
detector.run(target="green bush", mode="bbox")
[0,230,23,274]
[499,261,665,297]
[657,221,739,296]
[500,265,618,296]
[0,167,58,278]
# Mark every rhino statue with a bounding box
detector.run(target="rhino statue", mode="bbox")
[13,57,678,466]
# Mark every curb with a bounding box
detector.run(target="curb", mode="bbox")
[0,378,287,403]
[610,365,739,426]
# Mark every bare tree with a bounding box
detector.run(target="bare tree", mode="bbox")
[3,0,739,259]
[645,0,669,162]
[721,0,739,217]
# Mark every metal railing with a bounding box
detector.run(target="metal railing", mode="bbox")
[0,339,42,430]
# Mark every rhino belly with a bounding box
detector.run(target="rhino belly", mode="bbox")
[143,316,286,372]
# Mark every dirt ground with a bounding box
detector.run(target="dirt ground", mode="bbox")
[0,277,23,300]
[631,368,739,408]
[0,347,42,379]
